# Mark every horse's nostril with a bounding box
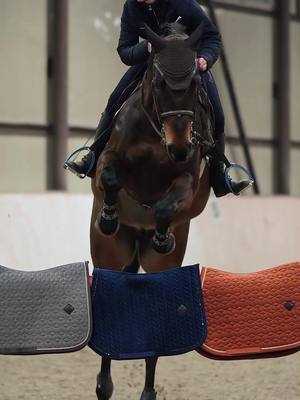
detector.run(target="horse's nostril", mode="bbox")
[177,152,188,162]
[167,144,175,158]
[170,152,177,162]
[167,145,189,162]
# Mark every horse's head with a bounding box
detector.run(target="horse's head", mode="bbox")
[145,23,204,163]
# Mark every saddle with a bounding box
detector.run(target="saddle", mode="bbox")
[199,262,300,359]
[0,262,92,355]
[89,265,207,360]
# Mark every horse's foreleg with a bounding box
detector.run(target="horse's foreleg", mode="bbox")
[152,173,194,254]
[96,357,114,400]
[97,154,123,236]
[140,357,158,400]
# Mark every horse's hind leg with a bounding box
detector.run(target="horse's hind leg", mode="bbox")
[96,357,114,400]
[140,357,158,400]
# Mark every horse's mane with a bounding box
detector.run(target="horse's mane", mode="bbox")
[159,22,187,38]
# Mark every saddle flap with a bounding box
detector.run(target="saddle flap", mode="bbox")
[199,262,300,359]
[0,262,92,355]
[89,265,207,360]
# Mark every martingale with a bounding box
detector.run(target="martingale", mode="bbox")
[199,262,300,359]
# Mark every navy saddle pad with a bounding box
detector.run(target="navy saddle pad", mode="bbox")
[89,264,207,360]
[0,262,92,355]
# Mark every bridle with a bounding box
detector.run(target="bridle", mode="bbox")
[140,58,212,148]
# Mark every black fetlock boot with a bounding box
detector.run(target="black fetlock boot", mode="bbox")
[64,111,112,177]
[210,134,252,197]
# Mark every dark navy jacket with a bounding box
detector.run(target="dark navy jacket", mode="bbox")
[117,0,222,69]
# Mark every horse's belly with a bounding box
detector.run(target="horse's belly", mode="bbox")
[117,189,156,229]
[116,162,209,230]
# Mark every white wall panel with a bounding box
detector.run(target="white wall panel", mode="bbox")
[0,194,298,271]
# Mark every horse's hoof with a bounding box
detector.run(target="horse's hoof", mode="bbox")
[140,388,157,400]
[96,374,114,400]
[97,210,120,236]
[152,232,176,255]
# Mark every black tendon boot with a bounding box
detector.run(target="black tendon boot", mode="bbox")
[64,111,112,177]
[210,134,252,197]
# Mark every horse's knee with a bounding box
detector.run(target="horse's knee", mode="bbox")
[155,201,177,225]
[101,163,123,207]
[101,162,122,191]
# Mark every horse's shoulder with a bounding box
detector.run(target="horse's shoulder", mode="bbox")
[124,140,166,164]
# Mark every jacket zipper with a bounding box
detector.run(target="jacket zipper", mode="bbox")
[148,5,160,29]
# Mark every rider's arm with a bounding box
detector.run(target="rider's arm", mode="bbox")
[181,0,222,69]
[117,3,149,66]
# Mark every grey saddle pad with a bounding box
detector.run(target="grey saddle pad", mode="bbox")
[0,262,92,355]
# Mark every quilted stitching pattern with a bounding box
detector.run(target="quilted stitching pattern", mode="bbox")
[0,262,91,355]
[201,262,300,357]
[89,265,207,360]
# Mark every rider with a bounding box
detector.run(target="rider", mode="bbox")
[65,0,252,197]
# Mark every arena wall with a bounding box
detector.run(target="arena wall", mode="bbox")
[0,194,298,272]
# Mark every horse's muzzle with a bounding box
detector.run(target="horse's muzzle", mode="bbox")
[167,143,193,163]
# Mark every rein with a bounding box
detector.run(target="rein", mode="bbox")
[140,86,165,141]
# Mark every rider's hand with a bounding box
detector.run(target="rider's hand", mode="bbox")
[197,57,208,72]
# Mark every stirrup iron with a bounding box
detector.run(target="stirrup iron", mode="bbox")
[63,147,96,179]
[224,163,254,195]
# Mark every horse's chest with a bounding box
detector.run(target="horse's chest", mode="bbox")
[123,148,177,196]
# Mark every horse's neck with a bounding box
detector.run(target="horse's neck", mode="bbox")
[141,68,156,111]
[137,70,163,142]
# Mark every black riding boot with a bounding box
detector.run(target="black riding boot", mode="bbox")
[64,111,112,177]
[93,111,113,154]
[210,134,252,197]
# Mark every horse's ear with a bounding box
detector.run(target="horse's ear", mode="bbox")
[144,24,166,51]
[185,22,204,51]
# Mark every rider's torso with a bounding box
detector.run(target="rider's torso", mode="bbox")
[124,0,195,38]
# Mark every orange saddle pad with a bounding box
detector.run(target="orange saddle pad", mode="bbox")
[199,262,300,359]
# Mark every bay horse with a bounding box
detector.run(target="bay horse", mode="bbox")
[90,23,213,400]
